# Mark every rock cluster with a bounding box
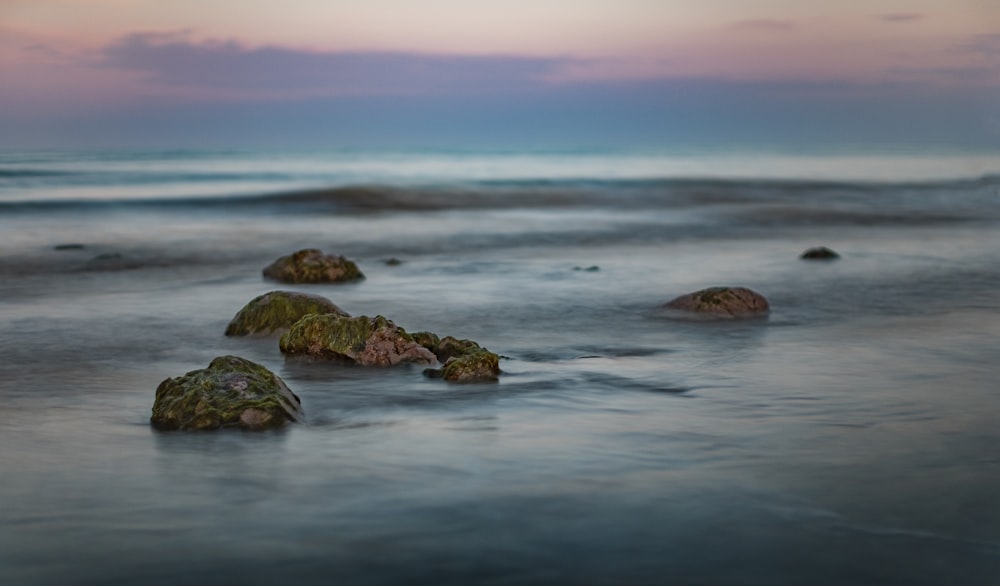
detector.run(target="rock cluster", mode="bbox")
[279,314,437,366]
[413,333,501,383]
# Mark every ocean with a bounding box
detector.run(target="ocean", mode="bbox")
[2,147,1000,584]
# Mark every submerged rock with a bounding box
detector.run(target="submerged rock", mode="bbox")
[225,290,349,336]
[417,334,501,383]
[151,355,303,431]
[262,248,364,284]
[665,286,770,317]
[800,246,840,260]
[279,314,436,366]
[84,252,141,271]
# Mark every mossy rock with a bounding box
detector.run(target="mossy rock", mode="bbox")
[263,248,365,284]
[425,350,501,383]
[411,331,441,352]
[151,355,303,431]
[225,291,349,336]
[665,286,769,317]
[432,336,484,362]
[800,246,840,260]
[280,314,436,366]
[419,334,500,383]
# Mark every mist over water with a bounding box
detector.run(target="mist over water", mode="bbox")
[2,148,1000,584]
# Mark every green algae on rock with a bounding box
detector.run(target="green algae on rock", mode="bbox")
[429,336,484,362]
[429,350,501,383]
[410,331,441,351]
[225,290,349,337]
[418,334,501,383]
[800,246,840,260]
[151,355,303,431]
[665,286,770,318]
[262,248,365,284]
[280,314,436,366]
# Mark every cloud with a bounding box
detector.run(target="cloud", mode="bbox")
[877,13,923,24]
[728,19,796,33]
[963,33,1000,55]
[100,31,570,98]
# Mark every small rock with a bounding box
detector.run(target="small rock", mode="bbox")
[665,286,770,317]
[84,252,141,271]
[418,334,501,383]
[262,248,364,284]
[225,291,349,337]
[800,246,840,260]
[384,258,404,266]
[435,351,501,383]
[54,243,85,250]
[573,265,600,272]
[150,355,303,431]
[280,314,436,366]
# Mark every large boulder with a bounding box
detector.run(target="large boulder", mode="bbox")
[262,248,364,284]
[665,286,770,317]
[415,333,501,383]
[225,290,349,336]
[279,314,436,366]
[151,356,303,431]
[800,246,840,260]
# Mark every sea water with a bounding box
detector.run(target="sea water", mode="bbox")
[1,147,999,584]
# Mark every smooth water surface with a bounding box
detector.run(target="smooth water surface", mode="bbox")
[2,148,1000,584]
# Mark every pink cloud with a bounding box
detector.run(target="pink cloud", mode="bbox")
[98,31,573,98]
[728,19,796,33]
[877,13,924,24]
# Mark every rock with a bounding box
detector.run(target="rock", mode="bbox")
[665,286,770,317]
[384,258,404,266]
[573,265,600,272]
[418,334,501,383]
[225,291,349,337]
[54,243,85,250]
[279,314,436,366]
[262,248,364,284]
[430,336,484,362]
[410,331,441,351]
[800,246,840,260]
[150,355,303,431]
[436,351,501,383]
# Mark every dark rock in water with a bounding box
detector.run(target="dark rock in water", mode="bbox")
[431,336,484,362]
[434,351,501,383]
[574,265,600,272]
[410,331,441,351]
[800,246,840,260]
[151,355,303,431]
[54,243,85,250]
[225,291,349,337]
[280,314,436,366]
[665,286,770,317]
[417,334,501,383]
[262,249,364,284]
[384,257,404,266]
[84,252,141,271]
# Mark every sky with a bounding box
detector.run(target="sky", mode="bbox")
[1,0,998,149]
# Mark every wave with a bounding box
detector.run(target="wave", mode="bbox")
[0,169,76,178]
[1,174,998,218]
